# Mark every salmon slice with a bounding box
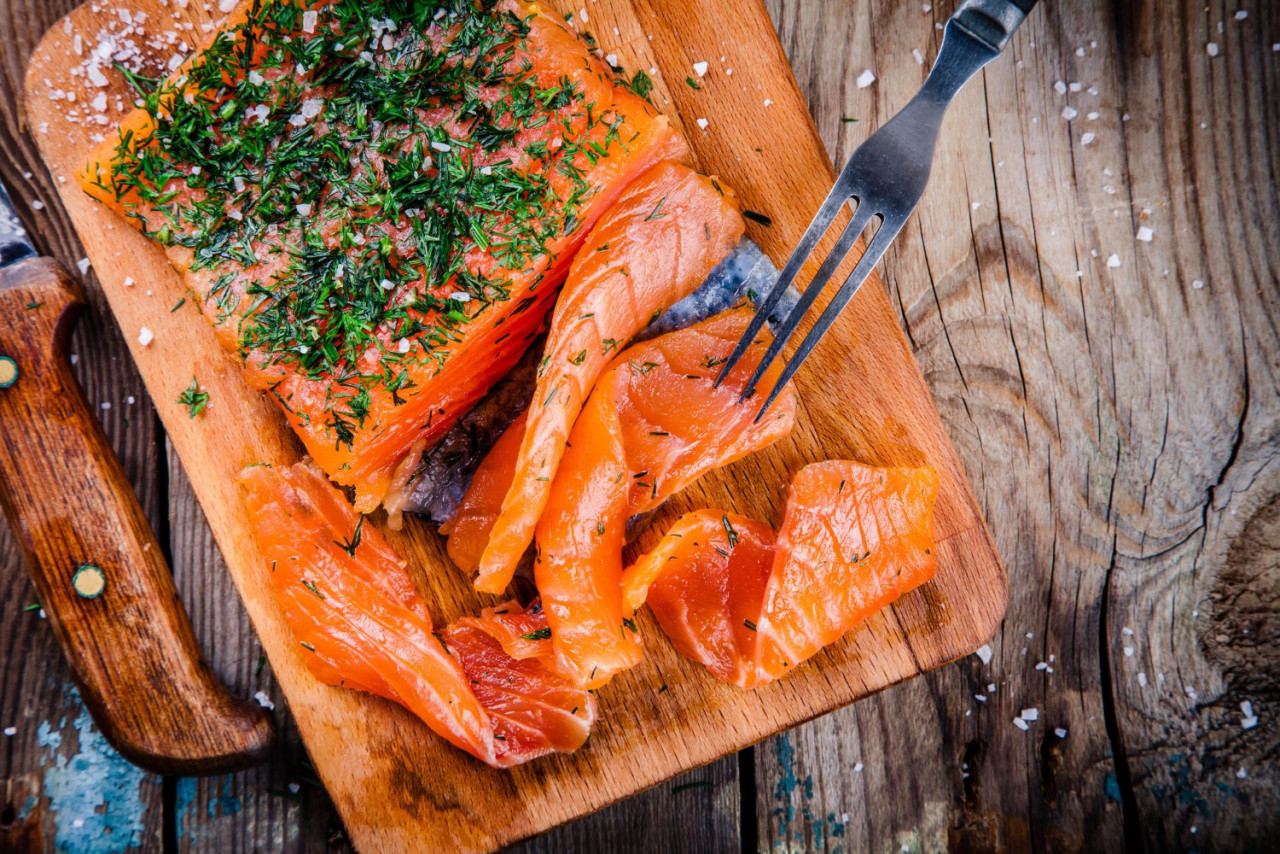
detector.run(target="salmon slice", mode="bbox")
[475,162,745,593]
[626,461,939,688]
[455,600,555,665]
[82,1,687,512]
[626,511,777,689]
[446,412,528,575]
[239,460,593,767]
[534,308,796,688]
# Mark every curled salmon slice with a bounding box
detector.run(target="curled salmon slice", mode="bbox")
[626,461,940,688]
[535,308,796,688]
[475,162,746,593]
[239,461,593,767]
[626,511,777,689]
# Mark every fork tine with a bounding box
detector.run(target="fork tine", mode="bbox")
[752,220,906,420]
[714,183,854,387]
[738,202,879,401]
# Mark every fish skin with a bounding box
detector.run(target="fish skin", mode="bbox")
[474,162,746,594]
[401,237,792,525]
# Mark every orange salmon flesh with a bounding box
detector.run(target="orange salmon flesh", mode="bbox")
[624,461,940,689]
[239,460,594,767]
[80,0,687,511]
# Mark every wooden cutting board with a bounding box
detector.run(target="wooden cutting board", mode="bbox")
[24,1,1007,850]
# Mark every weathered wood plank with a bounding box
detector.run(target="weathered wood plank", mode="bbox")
[0,0,167,849]
[758,0,1279,852]
[511,758,741,854]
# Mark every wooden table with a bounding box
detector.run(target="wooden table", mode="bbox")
[1,1,1275,851]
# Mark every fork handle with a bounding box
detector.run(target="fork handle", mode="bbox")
[953,0,1037,54]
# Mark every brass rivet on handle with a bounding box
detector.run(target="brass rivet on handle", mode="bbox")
[73,564,106,599]
[0,355,17,388]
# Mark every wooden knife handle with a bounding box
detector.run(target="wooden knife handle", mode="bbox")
[0,257,274,775]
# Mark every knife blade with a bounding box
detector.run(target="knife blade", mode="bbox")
[0,177,274,775]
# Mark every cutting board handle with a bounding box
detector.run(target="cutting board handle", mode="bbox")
[0,256,274,775]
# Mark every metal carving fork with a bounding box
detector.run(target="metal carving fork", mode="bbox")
[718,0,1038,415]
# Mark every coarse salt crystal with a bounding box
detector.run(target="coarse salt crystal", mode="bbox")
[856,69,876,89]
[2,727,14,737]
[1013,717,1029,731]
[975,694,987,702]
[1237,767,1248,778]
[692,61,709,77]
[1136,225,1154,241]
[431,141,451,152]
[91,92,108,112]
[1207,42,1220,56]
[1087,111,1100,120]
[1081,132,1096,145]
[234,176,246,193]
[123,276,134,286]
[1021,708,1039,721]
[450,292,471,303]
[913,48,924,65]
[1069,82,1082,93]
[696,117,709,129]
[248,70,265,86]
[31,200,45,211]
[137,327,154,346]
[1054,80,1067,94]
[218,0,237,12]
[1035,661,1048,671]
[975,644,993,664]
[987,683,997,693]
[77,258,91,275]
[763,99,773,107]
[88,65,109,87]
[1062,106,1079,120]
[253,691,275,710]
[1138,672,1148,686]
[1076,46,1086,57]
[1192,279,1205,289]
[296,203,312,216]
[1107,253,1122,268]
[100,402,111,410]
[397,338,411,354]
[1054,727,1068,738]
[302,9,319,33]
[853,762,864,772]
[605,54,618,67]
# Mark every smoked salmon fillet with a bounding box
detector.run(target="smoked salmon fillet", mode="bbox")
[451,307,796,687]
[624,461,939,688]
[474,162,745,593]
[238,461,594,767]
[81,0,687,512]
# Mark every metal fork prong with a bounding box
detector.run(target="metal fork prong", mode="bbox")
[752,221,906,420]
[714,184,855,387]
[738,203,879,401]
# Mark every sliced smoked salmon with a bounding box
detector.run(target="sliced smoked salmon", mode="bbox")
[626,461,940,688]
[533,308,796,688]
[82,0,688,512]
[238,460,594,767]
[625,511,777,689]
[475,162,745,593]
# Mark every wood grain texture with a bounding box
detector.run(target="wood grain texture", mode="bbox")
[1,0,167,849]
[17,0,1004,850]
[756,1,1280,852]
